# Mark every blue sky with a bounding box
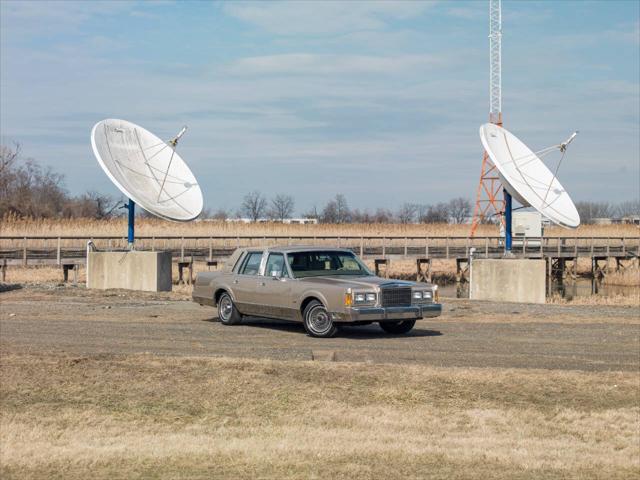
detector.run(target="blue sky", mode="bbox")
[1,0,638,214]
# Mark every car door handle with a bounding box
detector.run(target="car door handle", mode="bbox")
[233,280,239,284]
[258,281,266,286]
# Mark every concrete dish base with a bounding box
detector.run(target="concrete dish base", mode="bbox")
[87,251,172,292]
[470,259,545,304]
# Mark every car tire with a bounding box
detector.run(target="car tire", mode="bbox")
[303,300,338,338]
[379,320,416,334]
[218,292,242,325]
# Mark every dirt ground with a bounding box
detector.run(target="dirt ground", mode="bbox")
[1,284,638,371]
[1,284,639,479]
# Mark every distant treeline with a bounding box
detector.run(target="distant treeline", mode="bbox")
[0,143,117,219]
[1,143,637,224]
[225,191,474,225]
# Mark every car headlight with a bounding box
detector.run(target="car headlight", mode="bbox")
[413,291,423,300]
[352,292,376,304]
[423,291,432,299]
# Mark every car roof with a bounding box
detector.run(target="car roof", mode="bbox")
[238,246,354,254]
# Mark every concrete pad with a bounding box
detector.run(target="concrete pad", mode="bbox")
[87,251,172,292]
[470,259,545,304]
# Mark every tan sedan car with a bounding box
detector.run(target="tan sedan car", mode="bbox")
[193,247,442,338]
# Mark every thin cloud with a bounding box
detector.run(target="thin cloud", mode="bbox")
[223,0,437,36]
[226,53,445,76]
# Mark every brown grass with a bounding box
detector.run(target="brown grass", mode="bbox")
[1,352,638,479]
[548,292,640,306]
[2,215,639,238]
[604,266,640,287]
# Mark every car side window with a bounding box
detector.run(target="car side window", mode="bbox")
[265,253,288,278]
[232,252,246,273]
[240,252,263,275]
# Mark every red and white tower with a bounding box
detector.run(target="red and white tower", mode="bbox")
[470,0,503,236]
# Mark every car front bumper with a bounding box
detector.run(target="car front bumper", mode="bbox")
[332,303,442,323]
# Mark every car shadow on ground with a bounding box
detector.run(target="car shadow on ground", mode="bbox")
[338,325,442,339]
[203,316,442,339]
[0,283,23,293]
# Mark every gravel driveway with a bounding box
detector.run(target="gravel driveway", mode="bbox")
[1,284,638,372]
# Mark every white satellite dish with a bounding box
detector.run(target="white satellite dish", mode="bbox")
[479,123,580,228]
[91,119,203,223]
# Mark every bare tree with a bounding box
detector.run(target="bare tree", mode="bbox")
[420,203,450,224]
[302,205,319,220]
[2,153,68,218]
[575,201,614,224]
[0,143,21,213]
[615,200,640,218]
[210,208,229,221]
[350,209,369,223]
[396,203,418,224]
[60,191,118,219]
[373,208,394,223]
[0,142,20,177]
[241,191,267,222]
[334,194,350,223]
[87,191,118,218]
[321,194,351,224]
[321,201,338,223]
[448,197,471,224]
[269,194,295,221]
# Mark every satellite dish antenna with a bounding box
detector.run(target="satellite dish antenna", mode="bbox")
[479,123,580,252]
[91,119,203,247]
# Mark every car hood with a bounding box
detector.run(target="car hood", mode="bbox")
[298,276,420,289]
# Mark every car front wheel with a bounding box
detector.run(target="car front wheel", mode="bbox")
[218,292,242,325]
[379,320,416,334]
[303,301,338,338]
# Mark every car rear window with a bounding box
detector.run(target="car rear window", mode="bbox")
[240,252,263,275]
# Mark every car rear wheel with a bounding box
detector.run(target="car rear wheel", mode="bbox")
[303,301,338,338]
[218,292,242,325]
[379,320,416,334]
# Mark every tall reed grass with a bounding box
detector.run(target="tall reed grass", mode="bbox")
[2,214,638,238]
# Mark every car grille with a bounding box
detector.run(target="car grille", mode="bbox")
[380,287,412,307]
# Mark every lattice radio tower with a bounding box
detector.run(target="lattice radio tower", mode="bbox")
[470,0,504,236]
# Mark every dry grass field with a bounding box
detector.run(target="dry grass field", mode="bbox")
[1,282,639,479]
[1,353,638,480]
[604,267,640,286]
[2,215,639,238]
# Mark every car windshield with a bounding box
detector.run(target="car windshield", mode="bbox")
[287,251,372,278]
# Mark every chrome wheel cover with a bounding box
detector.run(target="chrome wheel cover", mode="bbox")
[219,295,233,321]
[307,305,332,335]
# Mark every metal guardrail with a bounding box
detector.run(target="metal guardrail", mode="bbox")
[1,235,638,266]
